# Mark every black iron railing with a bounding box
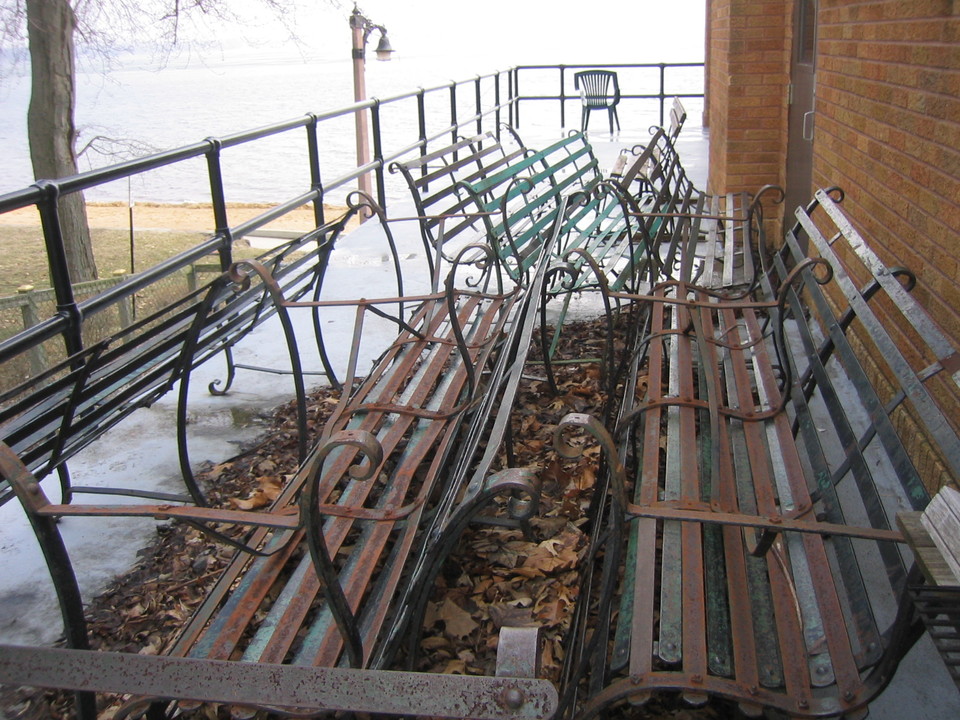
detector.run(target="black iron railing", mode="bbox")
[0,62,704,372]
[509,62,705,129]
[0,70,516,368]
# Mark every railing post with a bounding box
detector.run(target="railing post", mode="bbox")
[33,181,82,361]
[17,285,46,376]
[371,99,387,211]
[513,68,521,128]
[305,113,326,228]
[204,138,232,270]
[475,75,482,136]
[494,73,502,139]
[659,63,667,128]
[559,65,567,129]
[416,88,428,186]
[449,81,458,146]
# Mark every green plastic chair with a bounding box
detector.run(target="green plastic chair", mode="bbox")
[574,70,621,135]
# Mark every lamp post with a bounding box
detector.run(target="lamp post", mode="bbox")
[350,4,394,199]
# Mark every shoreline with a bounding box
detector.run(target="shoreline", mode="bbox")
[0,201,352,233]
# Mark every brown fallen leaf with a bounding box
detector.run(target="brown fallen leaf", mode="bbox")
[437,597,479,640]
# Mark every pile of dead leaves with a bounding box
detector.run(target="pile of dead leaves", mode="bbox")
[416,355,604,683]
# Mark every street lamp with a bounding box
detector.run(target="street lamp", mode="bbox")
[350,4,394,199]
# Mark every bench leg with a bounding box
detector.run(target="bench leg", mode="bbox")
[387,469,541,667]
[0,446,97,720]
[496,626,542,679]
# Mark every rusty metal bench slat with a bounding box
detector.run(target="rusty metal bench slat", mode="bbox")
[568,187,960,718]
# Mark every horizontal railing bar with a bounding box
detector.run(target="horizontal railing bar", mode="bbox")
[514,62,705,70]
[520,92,706,100]
[230,190,323,240]
[0,73,515,215]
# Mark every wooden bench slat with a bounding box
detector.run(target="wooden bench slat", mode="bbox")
[798,201,960,483]
[920,488,960,583]
[574,185,960,717]
[174,289,514,671]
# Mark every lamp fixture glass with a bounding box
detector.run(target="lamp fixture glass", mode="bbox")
[374,34,394,61]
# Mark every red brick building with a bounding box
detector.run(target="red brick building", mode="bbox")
[705,0,959,488]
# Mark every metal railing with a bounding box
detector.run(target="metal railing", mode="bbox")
[509,62,705,129]
[0,62,704,376]
[0,70,516,371]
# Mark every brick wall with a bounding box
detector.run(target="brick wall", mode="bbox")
[814,0,960,492]
[706,0,791,200]
[814,0,960,342]
[707,0,960,490]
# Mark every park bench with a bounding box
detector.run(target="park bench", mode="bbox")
[897,486,960,691]
[0,200,381,510]
[392,129,661,295]
[610,125,782,295]
[556,187,960,718]
[0,194,572,719]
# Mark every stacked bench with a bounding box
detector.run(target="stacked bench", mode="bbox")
[558,187,960,718]
[0,203,370,511]
[391,129,651,295]
[611,125,782,295]
[4,111,957,720]
[0,185,572,717]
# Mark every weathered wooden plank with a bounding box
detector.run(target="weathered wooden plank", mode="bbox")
[900,511,960,587]
[920,487,960,584]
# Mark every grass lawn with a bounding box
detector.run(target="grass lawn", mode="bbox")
[0,226,265,297]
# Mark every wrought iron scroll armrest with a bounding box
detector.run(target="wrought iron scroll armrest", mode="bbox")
[541,248,619,408]
[499,122,527,151]
[497,176,536,280]
[345,190,406,309]
[551,413,629,716]
[444,243,500,408]
[742,183,785,289]
[299,429,384,669]
[769,257,834,416]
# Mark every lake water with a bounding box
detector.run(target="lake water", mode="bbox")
[0,2,706,207]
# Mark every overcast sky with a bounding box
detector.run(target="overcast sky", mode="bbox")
[170,0,707,67]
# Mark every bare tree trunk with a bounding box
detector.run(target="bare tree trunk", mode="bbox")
[26,0,98,283]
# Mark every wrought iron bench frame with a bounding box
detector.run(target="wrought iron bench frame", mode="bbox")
[556,187,960,718]
[0,198,390,512]
[610,126,782,295]
[391,128,662,295]
[0,194,577,719]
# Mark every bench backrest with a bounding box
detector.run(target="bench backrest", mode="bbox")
[666,97,687,142]
[459,132,603,274]
[610,128,710,280]
[388,132,524,268]
[0,217,357,507]
[767,187,960,605]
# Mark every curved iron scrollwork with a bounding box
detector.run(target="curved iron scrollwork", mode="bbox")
[444,242,501,409]
[299,428,385,670]
[176,259,308,505]
[550,413,628,719]
[740,183,785,297]
[496,176,537,282]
